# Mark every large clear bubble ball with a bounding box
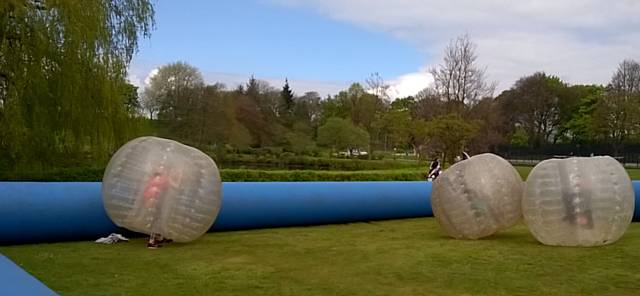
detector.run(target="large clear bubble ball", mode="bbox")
[523,156,634,246]
[101,136,222,242]
[432,153,524,239]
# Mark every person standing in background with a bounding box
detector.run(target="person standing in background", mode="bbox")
[427,157,441,181]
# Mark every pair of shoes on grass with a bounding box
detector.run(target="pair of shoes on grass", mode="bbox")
[147,238,173,249]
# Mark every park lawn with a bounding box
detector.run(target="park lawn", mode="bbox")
[2,218,640,296]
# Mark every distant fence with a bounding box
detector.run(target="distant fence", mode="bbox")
[496,144,640,168]
[501,153,640,168]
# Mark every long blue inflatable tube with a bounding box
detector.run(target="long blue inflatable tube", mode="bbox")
[2,181,640,245]
[0,181,432,245]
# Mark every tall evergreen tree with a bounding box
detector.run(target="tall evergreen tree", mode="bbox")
[280,79,295,114]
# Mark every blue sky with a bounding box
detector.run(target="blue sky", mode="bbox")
[129,0,427,96]
[129,0,640,98]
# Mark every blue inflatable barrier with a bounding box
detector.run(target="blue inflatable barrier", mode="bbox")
[0,181,431,245]
[0,182,118,245]
[633,182,640,221]
[214,182,432,230]
[0,255,57,295]
[1,181,638,245]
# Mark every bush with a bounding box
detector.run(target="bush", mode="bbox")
[0,168,427,182]
[0,167,105,181]
[216,154,424,171]
[221,169,426,182]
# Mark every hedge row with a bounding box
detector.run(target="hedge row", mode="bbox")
[217,154,425,171]
[0,167,106,182]
[220,169,426,182]
[0,168,427,182]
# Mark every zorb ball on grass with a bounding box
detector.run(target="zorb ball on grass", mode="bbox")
[102,136,222,242]
[432,153,524,239]
[523,156,634,246]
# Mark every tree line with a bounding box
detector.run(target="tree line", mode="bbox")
[141,35,640,164]
[2,1,639,171]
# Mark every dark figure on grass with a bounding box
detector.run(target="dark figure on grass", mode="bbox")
[559,171,594,229]
[143,166,181,249]
[562,193,594,229]
[427,158,441,181]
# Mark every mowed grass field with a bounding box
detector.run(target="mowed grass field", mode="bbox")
[2,218,640,295]
[1,165,640,295]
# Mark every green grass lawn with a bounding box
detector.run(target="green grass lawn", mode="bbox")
[2,218,640,295]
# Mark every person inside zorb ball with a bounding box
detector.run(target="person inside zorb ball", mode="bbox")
[523,156,634,246]
[102,137,222,249]
[431,153,524,239]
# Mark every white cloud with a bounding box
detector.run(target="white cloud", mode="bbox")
[126,60,157,91]
[144,68,159,86]
[388,69,433,98]
[126,73,140,88]
[270,0,640,92]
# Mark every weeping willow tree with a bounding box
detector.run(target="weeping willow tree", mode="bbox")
[0,0,154,170]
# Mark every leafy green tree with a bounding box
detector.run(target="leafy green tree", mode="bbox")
[317,117,370,155]
[321,83,386,154]
[143,61,205,142]
[425,113,479,164]
[509,127,529,147]
[499,73,563,148]
[590,60,640,154]
[233,91,265,147]
[0,0,154,169]
[227,122,253,150]
[468,97,507,152]
[592,92,639,154]
[345,83,385,132]
[193,83,233,147]
[374,100,413,152]
[293,91,322,136]
[237,77,286,147]
[410,88,445,121]
[122,83,141,115]
[391,96,416,111]
[284,130,316,154]
[144,62,204,120]
[562,86,602,144]
[319,95,349,124]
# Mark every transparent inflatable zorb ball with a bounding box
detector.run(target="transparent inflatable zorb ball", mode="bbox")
[432,153,523,239]
[523,156,634,246]
[102,137,222,242]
